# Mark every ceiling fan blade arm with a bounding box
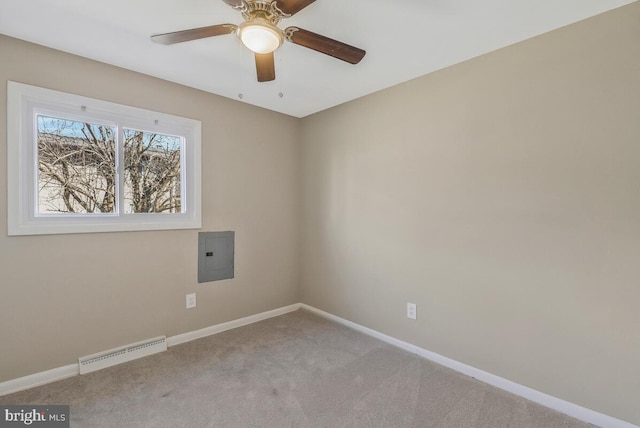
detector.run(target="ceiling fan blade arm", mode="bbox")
[151,24,237,45]
[273,0,317,16]
[284,27,366,64]
[221,0,247,11]
[255,52,276,82]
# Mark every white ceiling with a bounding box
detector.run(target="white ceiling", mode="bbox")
[0,0,635,117]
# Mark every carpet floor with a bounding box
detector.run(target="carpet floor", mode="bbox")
[0,309,594,427]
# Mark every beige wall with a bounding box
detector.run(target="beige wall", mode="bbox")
[2,2,640,425]
[300,3,640,425]
[0,36,300,380]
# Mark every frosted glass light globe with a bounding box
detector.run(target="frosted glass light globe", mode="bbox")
[239,19,283,54]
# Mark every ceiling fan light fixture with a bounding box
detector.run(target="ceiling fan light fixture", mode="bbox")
[238,18,283,54]
[151,0,367,83]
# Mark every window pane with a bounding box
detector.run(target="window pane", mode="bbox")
[123,129,182,213]
[37,116,116,214]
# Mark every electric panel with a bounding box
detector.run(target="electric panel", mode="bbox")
[198,231,234,283]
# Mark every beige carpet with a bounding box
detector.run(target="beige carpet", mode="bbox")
[0,310,594,427]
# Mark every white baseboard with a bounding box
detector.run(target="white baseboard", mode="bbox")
[166,303,301,347]
[0,364,78,397]
[1,302,636,428]
[300,304,638,428]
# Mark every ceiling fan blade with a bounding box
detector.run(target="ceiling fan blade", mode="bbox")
[151,24,237,45]
[274,0,316,16]
[255,52,276,82]
[285,27,366,64]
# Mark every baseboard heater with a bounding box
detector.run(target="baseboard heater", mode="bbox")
[78,336,167,375]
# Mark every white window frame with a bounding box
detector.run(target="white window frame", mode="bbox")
[7,81,202,235]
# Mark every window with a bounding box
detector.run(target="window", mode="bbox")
[8,81,201,235]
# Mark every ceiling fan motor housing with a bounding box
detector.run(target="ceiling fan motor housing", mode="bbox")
[241,0,287,24]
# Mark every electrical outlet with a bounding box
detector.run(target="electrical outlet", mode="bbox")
[186,293,196,309]
[407,302,417,320]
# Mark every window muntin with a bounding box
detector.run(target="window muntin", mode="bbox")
[8,81,201,235]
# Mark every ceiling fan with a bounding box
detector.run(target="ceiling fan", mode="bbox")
[151,0,366,82]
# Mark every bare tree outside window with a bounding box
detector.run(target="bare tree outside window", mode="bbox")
[37,116,182,215]
[37,116,116,214]
[123,129,181,213]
